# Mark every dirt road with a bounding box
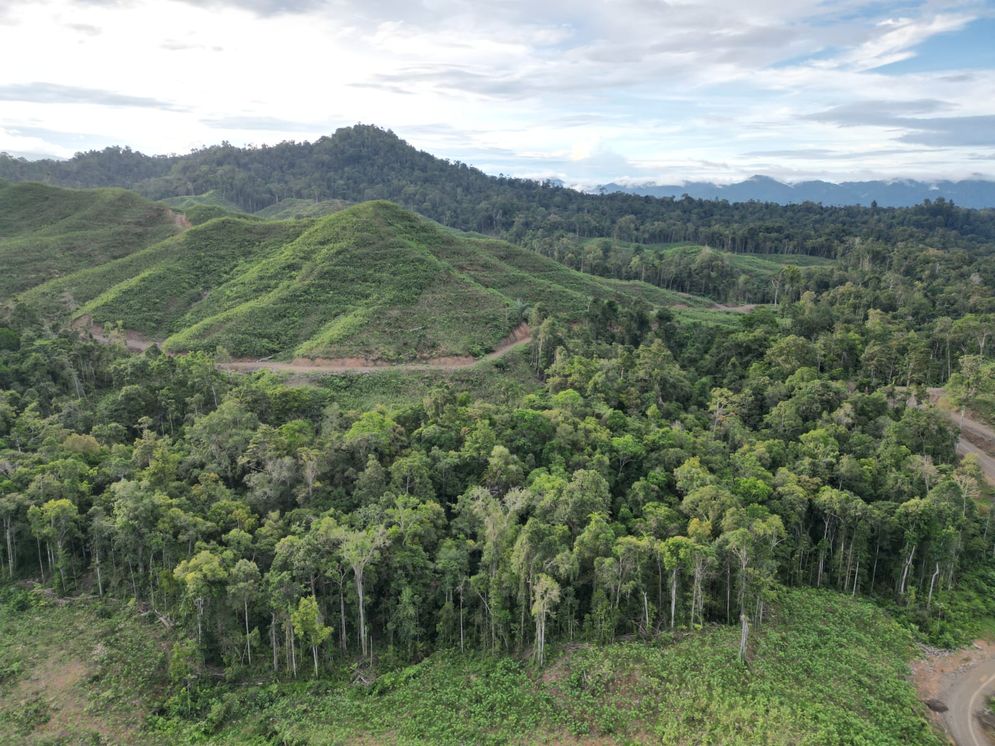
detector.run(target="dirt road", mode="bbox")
[915,389,995,744]
[77,319,532,375]
[944,655,995,746]
[928,388,995,486]
[219,326,532,375]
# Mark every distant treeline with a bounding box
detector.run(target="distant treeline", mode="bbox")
[4,125,995,258]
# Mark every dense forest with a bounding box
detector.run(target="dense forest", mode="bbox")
[2,127,995,742]
[2,217,993,690]
[4,125,995,260]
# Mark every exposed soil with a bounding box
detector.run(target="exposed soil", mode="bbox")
[912,641,995,745]
[74,315,155,353]
[167,208,192,230]
[12,655,130,742]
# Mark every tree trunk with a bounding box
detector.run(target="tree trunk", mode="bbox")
[338,579,348,652]
[898,544,916,596]
[356,571,367,658]
[244,599,252,665]
[670,568,678,629]
[927,562,940,610]
[271,613,278,672]
[738,613,750,662]
[95,545,103,596]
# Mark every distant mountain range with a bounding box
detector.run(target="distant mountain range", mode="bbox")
[598,175,995,208]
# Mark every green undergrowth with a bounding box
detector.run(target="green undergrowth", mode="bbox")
[145,588,938,744]
[65,200,714,361]
[309,345,542,409]
[254,197,350,220]
[0,584,944,744]
[160,191,244,215]
[887,559,995,648]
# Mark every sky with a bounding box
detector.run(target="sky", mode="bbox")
[0,0,994,186]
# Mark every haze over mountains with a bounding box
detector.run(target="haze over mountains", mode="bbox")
[598,176,995,209]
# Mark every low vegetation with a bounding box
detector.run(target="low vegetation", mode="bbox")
[0,180,181,296]
[0,583,942,745]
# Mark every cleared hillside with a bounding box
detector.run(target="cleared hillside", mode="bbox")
[12,199,699,361]
[0,180,182,297]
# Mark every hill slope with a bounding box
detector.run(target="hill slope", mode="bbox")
[14,195,703,361]
[0,180,183,297]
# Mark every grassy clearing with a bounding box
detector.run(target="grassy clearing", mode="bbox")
[145,588,937,745]
[159,191,244,215]
[0,181,180,297]
[254,198,350,220]
[309,345,542,409]
[0,582,942,745]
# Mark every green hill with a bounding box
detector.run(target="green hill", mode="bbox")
[71,201,704,360]
[254,197,350,220]
[0,180,182,297]
[4,180,712,362]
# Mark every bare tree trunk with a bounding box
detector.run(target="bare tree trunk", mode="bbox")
[356,571,367,658]
[271,613,278,672]
[338,580,348,652]
[739,613,750,662]
[244,599,252,665]
[927,562,940,610]
[670,568,678,629]
[898,544,916,596]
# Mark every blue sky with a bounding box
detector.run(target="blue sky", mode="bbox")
[0,0,993,185]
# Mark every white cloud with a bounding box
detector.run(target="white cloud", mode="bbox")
[0,0,991,182]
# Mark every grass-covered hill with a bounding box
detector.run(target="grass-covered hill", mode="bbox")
[11,188,708,361]
[0,180,183,297]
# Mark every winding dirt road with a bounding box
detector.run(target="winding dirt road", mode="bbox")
[77,319,533,375]
[218,325,532,375]
[915,391,995,744]
[945,656,995,746]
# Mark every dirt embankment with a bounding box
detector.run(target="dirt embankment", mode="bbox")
[73,316,155,353]
[167,209,192,230]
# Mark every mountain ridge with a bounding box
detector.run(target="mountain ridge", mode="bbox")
[598,175,995,208]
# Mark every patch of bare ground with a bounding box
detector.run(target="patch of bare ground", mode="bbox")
[911,640,995,729]
[12,655,132,743]
[167,209,192,230]
[73,315,156,353]
[221,322,533,375]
